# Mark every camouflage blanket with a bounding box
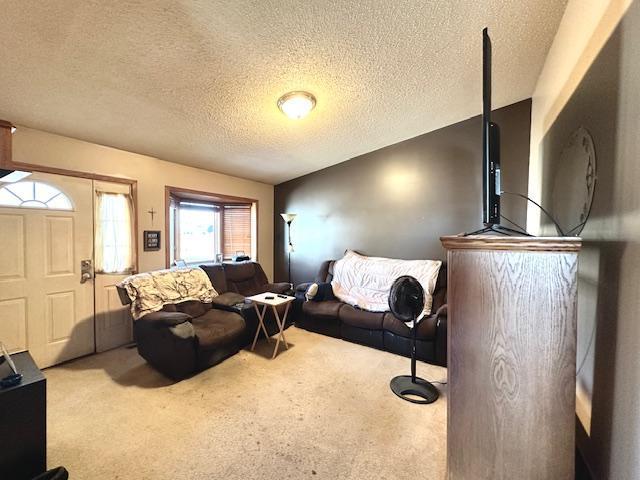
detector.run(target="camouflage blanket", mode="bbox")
[119,267,217,320]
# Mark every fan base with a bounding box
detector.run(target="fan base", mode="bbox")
[390,375,439,404]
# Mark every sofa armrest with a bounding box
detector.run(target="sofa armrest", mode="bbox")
[141,311,192,327]
[168,321,196,339]
[133,314,197,379]
[265,282,292,295]
[116,285,132,305]
[434,303,447,367]
[212,292,246,308]
[294,283,312,303]
[434,304,447,318]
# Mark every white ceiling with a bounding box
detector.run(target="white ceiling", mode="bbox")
[0,1,567,185]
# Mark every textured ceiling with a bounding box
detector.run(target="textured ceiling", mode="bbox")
[0,1,567,184]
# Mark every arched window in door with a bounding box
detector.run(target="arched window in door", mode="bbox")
[0,181,73,210]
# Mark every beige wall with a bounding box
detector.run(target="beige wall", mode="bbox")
[528,1,638,478]
[11,127,274,279]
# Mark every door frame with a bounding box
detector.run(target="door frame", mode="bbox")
[2,159,139,273]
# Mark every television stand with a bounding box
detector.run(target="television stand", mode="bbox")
[464,224,532,237]
[441,235,581,479]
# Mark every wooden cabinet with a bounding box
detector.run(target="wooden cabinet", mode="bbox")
[441,235,581,480]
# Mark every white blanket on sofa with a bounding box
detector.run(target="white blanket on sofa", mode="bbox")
[119,267,217,320]
[331,251,442,314]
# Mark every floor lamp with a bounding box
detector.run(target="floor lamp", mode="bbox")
[280,213,296,285]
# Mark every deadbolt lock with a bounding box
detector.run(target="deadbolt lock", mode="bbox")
[80,259,93,283]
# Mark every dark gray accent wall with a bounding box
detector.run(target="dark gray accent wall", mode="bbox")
[274,99,531,284]
[538,4,640,479]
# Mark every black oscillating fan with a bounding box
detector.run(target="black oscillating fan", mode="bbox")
[388,275,439,404]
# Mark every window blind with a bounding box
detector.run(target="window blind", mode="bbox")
[223,205,252,259]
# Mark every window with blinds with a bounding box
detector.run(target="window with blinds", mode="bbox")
[223,205,252,259]
[168,192,256,266]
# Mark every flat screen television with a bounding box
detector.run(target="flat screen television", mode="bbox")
[482,27,501,226]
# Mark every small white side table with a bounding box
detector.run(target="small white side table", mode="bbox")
[246,292,295,359]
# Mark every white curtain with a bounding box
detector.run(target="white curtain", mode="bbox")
[95,192,134,273]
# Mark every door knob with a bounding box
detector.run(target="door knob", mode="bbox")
[80,259,93,283]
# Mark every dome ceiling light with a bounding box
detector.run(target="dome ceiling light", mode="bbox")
[277,91,316,120]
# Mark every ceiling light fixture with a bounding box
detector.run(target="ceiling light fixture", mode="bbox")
[277,91,316,120]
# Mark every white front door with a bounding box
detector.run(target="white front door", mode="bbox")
[94,273,132,352]
[0,172,95,368]
[93,180,134,352]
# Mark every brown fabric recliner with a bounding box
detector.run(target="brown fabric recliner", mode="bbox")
[295,260,448,367]
[223,262,291,296]
[116,288,246,380]
[199,262,293,345]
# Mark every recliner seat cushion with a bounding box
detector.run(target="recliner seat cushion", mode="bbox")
[200,264,228,293]
[191,310,245,349]
[303,300,345,318]
[382,312,437,340]
[339,304,384,330]
[175,300,211,318]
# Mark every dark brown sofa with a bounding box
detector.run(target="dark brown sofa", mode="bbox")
[199,262,293,345]
[295,260,448,366]
[117,262,288,379]
[116,290,246,380]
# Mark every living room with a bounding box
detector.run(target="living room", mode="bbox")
[0,1,638,479]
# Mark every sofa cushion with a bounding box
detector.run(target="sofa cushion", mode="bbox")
[223,262,272,297]
[212,292,246,307]
[224,262,257,282]
[200,264,228,293]
[315,260,336,283]
[303,300,345,319]
[431,264,448,312]
[339,305,384,330]
[175,300,211,318]
[264,282,292,294]
[191,310,245,349]
[382,312,437,340]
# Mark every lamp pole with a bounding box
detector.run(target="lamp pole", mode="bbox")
[280,213,297,286]
[286,220,292,284]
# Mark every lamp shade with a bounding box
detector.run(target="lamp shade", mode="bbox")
[280,213,297,223]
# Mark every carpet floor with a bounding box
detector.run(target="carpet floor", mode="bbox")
[46,326,447,479]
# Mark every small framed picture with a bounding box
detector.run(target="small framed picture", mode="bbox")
[143,230,161,251]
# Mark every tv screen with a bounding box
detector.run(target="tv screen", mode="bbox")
[482,28,501,226]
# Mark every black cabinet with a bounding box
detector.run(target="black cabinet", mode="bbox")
[0,351,46,480]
